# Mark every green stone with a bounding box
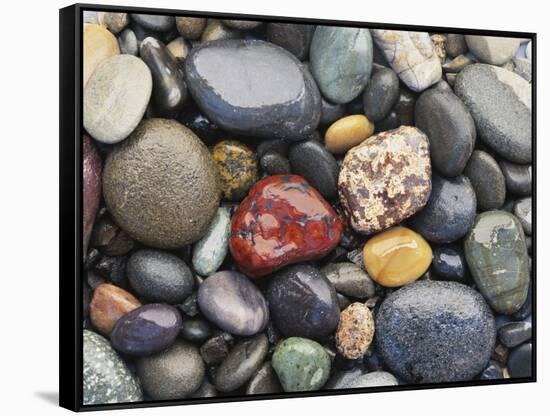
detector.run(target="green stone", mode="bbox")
[83,330,143,405]
[192,207,231,276]
[272,337,331,392]
[464,210,529,314]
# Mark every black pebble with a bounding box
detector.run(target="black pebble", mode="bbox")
[260,151,291,175]
[507,343,532,378]
[431,245,469,284]
[498,321,532,348]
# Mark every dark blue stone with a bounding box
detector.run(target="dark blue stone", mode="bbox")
[507,343,532,378]
[478,361,504,380]
[431,245,468,284]
[498,321,532,348]
[266,264,340,341]
[111,303,182,356]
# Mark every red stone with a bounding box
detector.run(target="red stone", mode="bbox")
[230,175,343,278]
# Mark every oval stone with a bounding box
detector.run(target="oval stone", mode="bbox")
[260,151,292,175]
[131,14,174,31]
[266,264,340,340]
[103,119,220,248]
[266,23,313,60]
[118,28,138,56]
[272,337,331,392]
[324,115,375,155]
[214,334,269,392]
[409,174,477,243]
[110,304,182,356]
[83,23,120,88]
[84,55,152,144]
[498,321,532,348]
[230,175,342,277]
[175,16,206,39]
[464,211,529,314]
[376,281,496,383]
[507,342,532,378]
[363,226,432,287]
[415,83,476,177]
[431,245,468,284]
[246,362,283,395]
[192,207,231,276]
[326,370,398,389]
[321,262,375,299]
[185,39,321,140]
[83,135,102,257]
[127,249,194,304]
[310,27,373,104]
[336,303,375,359]
[89,283,141,336]
[363,67,400,122]
[455,64,531,163]
[338,126,432,235]
[499,161,532,196]
[139,37,187,118]
[464,150,506,211]
[197,271,269,336]
[83,330,143,405]
[137,340,205,400]
[222,19,262,30]
[465,36,521,66]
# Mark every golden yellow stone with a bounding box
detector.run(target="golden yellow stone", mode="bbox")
[363,226,432,287]
[324,115,375,154]
[83,23,120,88]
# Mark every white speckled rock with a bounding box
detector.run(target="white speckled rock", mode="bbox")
[465,36,521,66]
[525,41,532,61]
[84,55,152,144]
[192,207,231,276]
[83,330,143,405]
[371,30,442,92]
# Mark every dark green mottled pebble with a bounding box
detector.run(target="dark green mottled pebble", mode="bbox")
[507,343,532,378]
[498,321,532,348]
[246,361,283,395]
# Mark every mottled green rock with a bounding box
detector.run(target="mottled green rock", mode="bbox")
[464,211,529,314]
[272,337,331,392]
[192,207,231,275]
[310,27,373,104]
[83,330,142,405]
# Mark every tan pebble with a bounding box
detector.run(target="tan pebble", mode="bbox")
[325,115,374,154]
[335,303,375,359]
[89,283,141,336]
[83,23,120,88]
[175,16,207,40]
[166,37,190,61]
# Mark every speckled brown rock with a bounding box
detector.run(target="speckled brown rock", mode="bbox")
[89,283,142,336]
[335,303,375,359]
[103,119,221,248]
[338,126,432,234]
[175,16,207,39]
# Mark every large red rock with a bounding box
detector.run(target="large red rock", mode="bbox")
[230,175,342,278]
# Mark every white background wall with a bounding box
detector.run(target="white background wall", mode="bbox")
[0,0,546,414]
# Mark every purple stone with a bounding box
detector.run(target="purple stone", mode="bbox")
[83,135,102,258]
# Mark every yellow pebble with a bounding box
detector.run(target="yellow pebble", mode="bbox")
[83,23,120,88]
[363,226,432,287]
[324,115,375,154]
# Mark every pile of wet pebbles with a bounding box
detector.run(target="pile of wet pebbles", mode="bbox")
[81,11,533,405]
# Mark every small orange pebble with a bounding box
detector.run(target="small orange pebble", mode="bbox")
[324,115,375,154]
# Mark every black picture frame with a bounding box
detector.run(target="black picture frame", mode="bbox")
[60,3,537,412]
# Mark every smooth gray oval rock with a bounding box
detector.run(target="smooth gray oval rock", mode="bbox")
[499,161,532,196]
[266,23,313,61]
[376,281,496,383]
[84,55,152,144]
[185,39,320,140]
[131,14,175,32]
[321,262,375,299]
[464,150,506,211]
[363,67,399,122]
[464,210,529,315]
[310,27,373,104]
[415,82,476,177]
[455,64,531,163]
[83,330,143,405]
[118,28,138,56]
[198,271,269,336]
[326,370,399,389]
[498,321,532,348]
[127,249,194,304]
[465,36,521,65]
[192,207,231,276]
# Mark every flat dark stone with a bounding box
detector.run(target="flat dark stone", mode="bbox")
[185,39,320,140]
[363,67,399,122]
[464,150,506,211]
[431,244,469,284]
[498,321,532,348]
[507,343,532,378]
[499,161,532,196]
[266,23,314,61]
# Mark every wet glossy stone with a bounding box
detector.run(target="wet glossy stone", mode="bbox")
[214,334,269,392]
[83,330,143,405]
[464,150,506,211]
[336,303,375,359]
[131,14,175,32]
[83,136,102,257]
[84,55,152,144]
[499,161,532,196]
[431,245,468,284]
[127,249,194,304]
[288,140,339,199]
[230,175,342,277]
[185,39,320,140]
[321,262,375,299]
[372,30,442,92]
[324,115,374,155]
[272,337,331,392]
[266,23,313,60]
[498,321,532,348]
[198,271,269,336]
[192,207,231,276]
[266,264,340,340]
[103,119,220,248]
[338,126,432,235]
[260,151,291,175]
[409,174,477,243]
[246,362,283,395]
[117,28,138,55]
[89,283,141,336]
[175,16,206,39]
[83,23,120,87]
[415,83,476,177]
[310,27,373,104]
[507,343,532,378]
[464,211,529,315]
[178,104,223,145]
[181,317,212,344]
[455,64,531,163]
[111,304,182,356]
[363,67,399,122]
[137,340,204,400]
[465,36,521,65]
[376,281,496,383]
[514,197,532,235]
[363,226,432,287]
[211,140,258,201]
[320,96,346,126]
[140,37,187,118]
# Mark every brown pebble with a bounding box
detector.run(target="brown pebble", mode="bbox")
[325,115,375,154]
[175,16,206,40]
[89,283,141,336]
[335,303,375,359]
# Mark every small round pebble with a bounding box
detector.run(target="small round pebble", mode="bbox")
[175,16,206,39]
[324,115,375,154]
[431,245,468,284]
[335,303,375,359]
[260,151,292,175]
[363,67,399,122]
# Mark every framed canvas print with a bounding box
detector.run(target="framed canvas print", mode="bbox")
[59,3,536,412]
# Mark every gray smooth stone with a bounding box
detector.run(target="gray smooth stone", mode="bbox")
[326,370,399,389]
[446,34,468,58]
[246,361,283,395]
[192,207,231,276]
[464,150,507,211]
[321,262,375,299]
[498,321,532,348]
[363,67,399,122]
[118,28,138,55]
[131,14,175,31]
[499,161,532,196]
[260,151,291,175]
[266,23,314,61]
[503,57,532,83]
[222,19,263,30]
[514,197,532,235]
[465,36,521,65]
[507,343,532,378]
